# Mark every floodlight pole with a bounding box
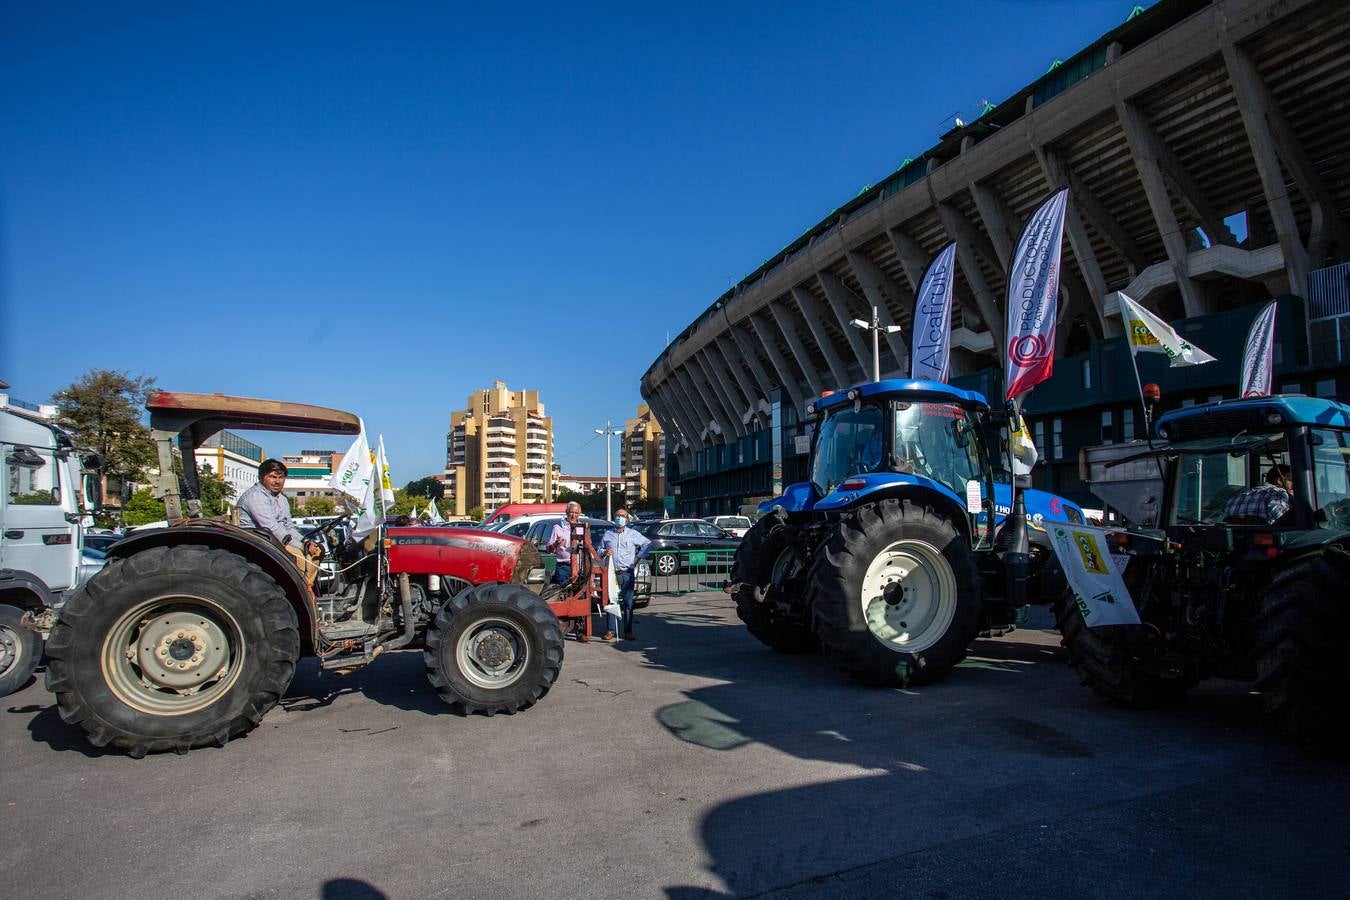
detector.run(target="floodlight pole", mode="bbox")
[595,421,622,520]
[849,306,904,382]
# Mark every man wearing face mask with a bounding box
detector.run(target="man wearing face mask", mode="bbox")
[597,507,651,642]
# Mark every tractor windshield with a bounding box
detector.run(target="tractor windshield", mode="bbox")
[1310,428,1350,529]
[810,403,885,493]
[893,402,984,498]
[1170,432,1289,525]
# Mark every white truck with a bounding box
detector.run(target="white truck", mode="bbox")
[0,394,102,695]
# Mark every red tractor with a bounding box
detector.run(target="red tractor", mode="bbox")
[44,392,609,757]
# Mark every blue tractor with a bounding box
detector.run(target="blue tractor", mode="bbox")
[1053,394,1350,752]
[729,379,1084,686]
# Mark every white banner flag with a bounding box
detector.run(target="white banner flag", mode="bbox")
[1004,188,1069,401]
[1118,293,1216,367]
[1047,524,1140,627]
[910,242,957,382]
[1239,301,1277,397]
[426,498,444,524]
[331,422,373,502]
[376,435,396,508]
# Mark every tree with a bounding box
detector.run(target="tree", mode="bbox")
[404,477,445,501]
[195,464,236,518]
[54,370,157,484]
[554,487,586,505]
[467,505,485,522]
[121,488,165,526]
[298,496,336,516]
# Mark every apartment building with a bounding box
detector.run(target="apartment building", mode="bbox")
[621,404,665,502]
[444,381,554,516]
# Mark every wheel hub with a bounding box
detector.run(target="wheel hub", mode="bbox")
[103,601,242,713]
[0,626,17,674]
[472,631,515,672]
[860,540,957,653]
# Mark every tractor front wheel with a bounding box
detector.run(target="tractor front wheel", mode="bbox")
[808,499,980,686]
[731,519,816,653]
[44,546,300,757]
[424,583,563,715]
[1053,587,1190,707]
[1254,554,1350,754]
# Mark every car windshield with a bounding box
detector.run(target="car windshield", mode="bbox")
[810,403,886,493]
[893,402,984,498]
[631,521,660,537]
[1171,432,1288,525]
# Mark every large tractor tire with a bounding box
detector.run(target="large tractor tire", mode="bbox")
[1254,554,1350,755]
[0,603,41,697]
[1053,588,1190,707]
[44,545,300,757]
[807,499,981,686]
[424,582,563,715]
[730,519,816,654]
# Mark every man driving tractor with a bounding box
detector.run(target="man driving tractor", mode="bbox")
[235,458,324,587]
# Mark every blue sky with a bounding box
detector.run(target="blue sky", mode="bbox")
[1,0,1143,482]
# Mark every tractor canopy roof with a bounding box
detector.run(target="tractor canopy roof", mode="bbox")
[146,391,362,442]
[1156,394,1350,442]
[810,379,989,415]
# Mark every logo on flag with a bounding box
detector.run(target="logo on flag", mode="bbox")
[1239,301,1277,398]
[910,242,957,383]
[1004,188,1069,400]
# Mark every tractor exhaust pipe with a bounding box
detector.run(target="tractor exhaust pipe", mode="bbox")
[997,492,1030,610]
[371,573,418,660]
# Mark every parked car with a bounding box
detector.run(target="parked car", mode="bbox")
[631,518,740,576]
[517,516,656,607]
[480,503,568,528]
[704,515,752,538]
[491,513,570,538]
[82,532,123,552]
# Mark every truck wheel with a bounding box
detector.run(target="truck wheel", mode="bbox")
[808,499,980,686]
[1254,555,1349,754]
[1052,588,1188,706]
[424,583,563,715]
[731,520,816,654]
[0,603,41,697]
[43,545,300,757]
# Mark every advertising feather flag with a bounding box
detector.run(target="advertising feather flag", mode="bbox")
[909,242,958,383]
[1004,188,1069,401]
[1239,301,1278,397]
[1118,293,1216,367]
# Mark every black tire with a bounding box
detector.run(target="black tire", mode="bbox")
[424,582,563,715]
[44,545,300,757]
[1053,587,1190,706]
[1253,554,1350,754]
[731,519,816,654]
[808,499,981,686]
[0,603,41,697]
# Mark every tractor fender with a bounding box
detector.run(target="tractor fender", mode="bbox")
[107,524,317,653]
[386,527,534,585]
[825,477,973,538]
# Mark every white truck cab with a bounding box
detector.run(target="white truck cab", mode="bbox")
[0,395,102,695]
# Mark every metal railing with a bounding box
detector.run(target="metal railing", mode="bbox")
[636,548,736,597]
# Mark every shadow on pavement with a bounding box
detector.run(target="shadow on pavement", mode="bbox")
[321,877,389,899]
[279,651,456,718]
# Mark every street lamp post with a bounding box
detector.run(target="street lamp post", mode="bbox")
[595,421,622,521]
[849,305,905,382]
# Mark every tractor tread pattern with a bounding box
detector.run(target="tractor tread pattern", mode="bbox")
[1053,588,1190,707]
[730,519,817,654]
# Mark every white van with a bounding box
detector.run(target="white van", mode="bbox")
[0,398,102,695]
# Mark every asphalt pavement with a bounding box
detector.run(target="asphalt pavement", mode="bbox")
[2,592,1347,899]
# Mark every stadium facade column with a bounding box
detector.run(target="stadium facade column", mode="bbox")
[788,286,852,388]
[647,378,700,464]
[688,352,744,439]
[747,311,807,415]
[727,325,780,417]
[928,206,1006,351]
[644,389,693,469]
[693,347,748,438]
[814,269,874,369]
[709,332,766,426]
[1114,97,1210,317]
[767,300,826,396]
[966,182,1019,274]
[1222,38,1340,292]
[672,366,725,445]
[1033,147,1113,336]
[843,251,911,371]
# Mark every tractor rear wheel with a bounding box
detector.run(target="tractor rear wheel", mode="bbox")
[0,603,41,697]
[731,519,816,653]
[1053,587,1190,707]
[44,545,300,757]
[424,583,563,715]
[808,499,980,686]
[1254,554,1350,755]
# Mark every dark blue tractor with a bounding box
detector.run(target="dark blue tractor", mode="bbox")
[728,379,1083,687]
[1053,394,1350,752]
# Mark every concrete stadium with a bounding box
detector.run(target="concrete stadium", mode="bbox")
[640,0,1350,516]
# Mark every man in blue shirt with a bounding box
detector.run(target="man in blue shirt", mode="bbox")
[597,507,651,641]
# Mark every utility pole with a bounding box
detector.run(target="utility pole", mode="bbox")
[849,305,905,382]
[594,421,622,520]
